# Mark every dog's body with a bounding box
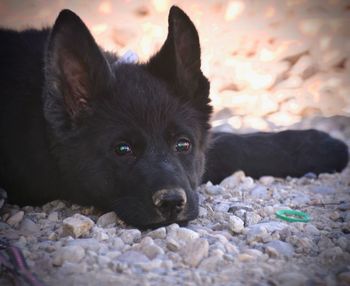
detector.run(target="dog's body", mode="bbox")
[0,7,348,228]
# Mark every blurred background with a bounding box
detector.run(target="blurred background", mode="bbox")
[1,0,349,133]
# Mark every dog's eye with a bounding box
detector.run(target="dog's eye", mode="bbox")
[115,143,133,156]
[175,138,191,153]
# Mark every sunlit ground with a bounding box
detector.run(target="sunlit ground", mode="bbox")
[1,0,349,131]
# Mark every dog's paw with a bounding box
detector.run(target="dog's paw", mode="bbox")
[0,187,8,210]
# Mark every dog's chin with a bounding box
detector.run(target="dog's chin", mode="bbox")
[135,219,191,231]
[110,191,199,230]
[115,205,199,230]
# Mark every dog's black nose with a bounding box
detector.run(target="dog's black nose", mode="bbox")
[152,188,187,217]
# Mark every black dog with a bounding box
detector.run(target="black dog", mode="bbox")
[0,7,348,229]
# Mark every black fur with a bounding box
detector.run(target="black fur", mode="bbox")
[0,7,348,229]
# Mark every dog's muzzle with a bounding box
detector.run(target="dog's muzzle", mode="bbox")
[152,188,187,219]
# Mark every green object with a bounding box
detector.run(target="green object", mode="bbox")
[275,209,310,223]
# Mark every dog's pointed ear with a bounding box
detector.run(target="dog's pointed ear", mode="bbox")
[146,6,206,97]
[44,9,112,121]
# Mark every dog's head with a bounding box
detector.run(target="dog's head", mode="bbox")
[43,6,212,229]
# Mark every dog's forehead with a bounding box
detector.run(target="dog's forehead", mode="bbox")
[106,64,190,128]
[112,64,168,98]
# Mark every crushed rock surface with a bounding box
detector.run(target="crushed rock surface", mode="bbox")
[1,118,350,286]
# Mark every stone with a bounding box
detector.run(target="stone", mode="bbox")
[96,212,118,227]
[319,246,344,263]
[245,212,262,226]
[237,253,255,262]
[182,238,209,267]
[304,224,320,236]
[229,202,253,213]
[166,238,180,252]
[117,251,149,265]
[311,186,335,194]
[290,54,316,79]
[58,261,88,275]
[276,272,308,286]
[198,255,222,271]
[228,215,244,234]
[205,182,225,195]
[259,176,275,185]
[7,211,24,227]
[92,227,109,241]
[19,218,40,233]
[147,227,166,239]
[246,222,288,243]
[338,272,350,284]
[119,229,141,244]
[250,185,269,199]
[220,171,245,189]
[62,214,95,238]
[66,238,100,251]
[173,227,200,243]
[213,202,231,213]
[48,212,59,222]
[111,237,124,250]
[140,258,163,271]
[52,245,85,266]
[141,244,164,260]
[264,240,294,257]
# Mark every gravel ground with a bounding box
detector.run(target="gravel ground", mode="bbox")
[1,1,350,285]
[1,117,349,286]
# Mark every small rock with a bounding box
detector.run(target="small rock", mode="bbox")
[250,185,269,199]
[48,212,59,222]
[198,255,222,271]
[58,261,88,275]
[111,237,125,250]
[96,212,117,227]
[241,177,255,189]
[120,229,141,244]
[93,227,109,241]
[117,251,149,265]
[329,211,340,221]
[304,224,320,236]
[259,176,275,185]
[140,236,153,246]
[205,182,224,195]
[228,202,253,213]
[213,202,231,213]
[338,272,350,284]
[141,244,164,260]
[147,227,166,239]
[7,211,24,227]
[237,253,255,262]
[290,193,310,206]
[311,186,335,194]
[220,171,245,189]
[338,202,350,211]
[264,240,294,257]
[62,214,95,238]
[173,227,200,243]
[276,272,308,286]
[228,215,244,234]
[182,238,209,267]
[245,212,262,226]
[52,245,85,266]
[140,258,163,271]
[319,246,344,263]
[20,218,40,233]
[225,242,239,254]
[166,223,180,233]
[66,238,100,251]
[166,238,180,252]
